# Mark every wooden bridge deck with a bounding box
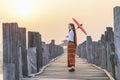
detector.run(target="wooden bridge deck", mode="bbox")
[23,53,113,80]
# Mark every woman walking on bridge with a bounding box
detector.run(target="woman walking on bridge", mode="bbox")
[67,23,77,72]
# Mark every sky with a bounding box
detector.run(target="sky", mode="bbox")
[0,0,120,49]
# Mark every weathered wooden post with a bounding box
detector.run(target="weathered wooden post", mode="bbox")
[86,36,93,63]
[54,45,58,57]
[105,27,114,75]
[49,40,55,59]
[3,23,19,80]
[42,42,50,66]
[100,34,107,69]
[92,41,97,64]
[114,6,120,80]
[48,40,64,60]
[77,44,81,57]
[28,31,43,72]
[27,47,37,75]
[58,46,64,56]
[81,41,87,58]
[19,28,28,77]
[96,40,102,67]
[110,43,116,79]
[57,46,63,56]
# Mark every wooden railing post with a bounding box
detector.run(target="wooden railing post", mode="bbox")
[114,6,120,80]
[28,31,43,72]
[86,36,93,63]
[77,27,115,78]
[105,27,114,75]
[41,42,50,66]
[49,40,55,59]
[19,28,28,77]
[3,23,19,80]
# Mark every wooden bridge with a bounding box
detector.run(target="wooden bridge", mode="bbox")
[23,53,114,80]
[2,6,120,80]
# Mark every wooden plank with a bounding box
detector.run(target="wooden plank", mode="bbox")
[22,78,39,80]
[39,76,109,80]
[92,64,115,80]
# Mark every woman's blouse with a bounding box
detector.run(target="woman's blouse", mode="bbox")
[68,30,74,42]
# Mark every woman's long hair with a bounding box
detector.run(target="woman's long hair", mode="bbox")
[69,23,77,47]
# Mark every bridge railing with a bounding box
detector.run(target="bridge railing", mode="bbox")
[77,27,115,78]
[77,7,120,80]
[2,23,64,80]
